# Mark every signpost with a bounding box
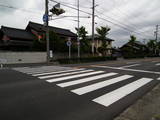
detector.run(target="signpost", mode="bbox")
[66,40,72,59]
[43,14,48,23]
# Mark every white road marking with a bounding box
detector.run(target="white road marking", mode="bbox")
[152,61,159,63]
[92,65,160,75]
[71,75,133,95]
[57,72,118,87]
[157,77,160,80]
[46,71,104,83]
[32,68,85,76]
[93,78,153,107]
[118,64,140,68]
[126,62,138,64]
[39,69,94,79]
[156,63,160,66]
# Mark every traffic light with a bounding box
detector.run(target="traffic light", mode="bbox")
[50,3,65,16]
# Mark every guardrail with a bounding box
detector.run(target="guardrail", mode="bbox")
[0,59,7,68]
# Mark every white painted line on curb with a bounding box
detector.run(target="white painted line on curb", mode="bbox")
[119,64,140,68]
[92,78,153,107]
[92,65,160,75]
[57,72,118,87]
[46,71,104,83]
[71,75,133,95]
[39,69,94,79]
[32,68,85,76]
[156,63,160,66]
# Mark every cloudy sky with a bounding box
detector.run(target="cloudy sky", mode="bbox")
[0,0,160,47]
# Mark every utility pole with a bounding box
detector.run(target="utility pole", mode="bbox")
[45,0,50,64]
[155,25,159,42]
[77,0,80,58]
[92,0,95,56]
[155,25,159,56]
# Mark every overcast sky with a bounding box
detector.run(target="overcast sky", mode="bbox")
[0,0,160,47]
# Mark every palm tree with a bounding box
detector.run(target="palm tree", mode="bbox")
[75,26,89,52]
[129,35,136,45]
[96,26,111,46]
[147,40,156,55]
[96,26,111,56]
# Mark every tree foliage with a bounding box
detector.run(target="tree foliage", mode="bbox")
[96,26,111,56]
[129,35,136,43]
[96,26,110,45]
[75,26,90,53]
[49,31,68,52]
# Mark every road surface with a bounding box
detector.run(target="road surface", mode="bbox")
[0,58,160,120]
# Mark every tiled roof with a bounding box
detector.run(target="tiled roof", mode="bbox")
[1,26,35,40]
[27,21,77,37]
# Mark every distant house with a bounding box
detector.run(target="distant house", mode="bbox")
[120,41,148,58]
[87,34,114,56]
[26,21,77,42]
[0,21,77,51]
[0,26,35,51]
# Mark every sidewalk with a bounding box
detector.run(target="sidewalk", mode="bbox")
[114,83,160,120]
[1,57,160,68]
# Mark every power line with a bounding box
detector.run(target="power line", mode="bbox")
[50,0,154,39]
[95,9,153,38]
[0,3,42,14]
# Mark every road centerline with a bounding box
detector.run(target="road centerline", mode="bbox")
[92,65,160,75]
[118,64,140,68]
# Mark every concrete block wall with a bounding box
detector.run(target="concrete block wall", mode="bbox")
[0,52,47,64]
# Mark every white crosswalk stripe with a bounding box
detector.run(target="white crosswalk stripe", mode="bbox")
[39,69,95,79]
[32,68,85,76]
[156,63,160,66]
[16,66,155,108]
[71,75,133,95]
[13,66,73,74]
[57,72,118,87]
[46,71,105,83]
[93,78,153,107]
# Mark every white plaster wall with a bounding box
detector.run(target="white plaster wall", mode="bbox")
[0,52,46,64]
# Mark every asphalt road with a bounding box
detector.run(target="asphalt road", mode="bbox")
[0,58,160,120]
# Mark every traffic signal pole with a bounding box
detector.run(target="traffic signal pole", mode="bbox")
[45,0,50,64]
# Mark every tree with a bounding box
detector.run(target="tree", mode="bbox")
[49,31,68,52]
[129,35,136,43]
[96,26,111,56]
[147,40,157,56]
[75,26,90,53]
[96,26,110,46]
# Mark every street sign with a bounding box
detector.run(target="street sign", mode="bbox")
[66,41,72,46]
[43,14,48,23]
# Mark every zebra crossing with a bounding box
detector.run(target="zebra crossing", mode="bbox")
[16,67,155,108]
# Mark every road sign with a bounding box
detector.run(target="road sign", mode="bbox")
[43,14,48,22]
[66,41,72,46]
